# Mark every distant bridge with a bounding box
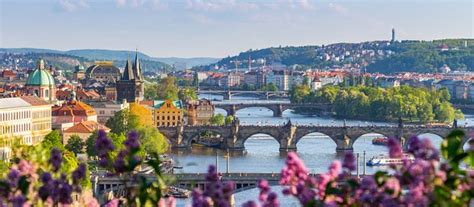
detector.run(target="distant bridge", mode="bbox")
[197,90,289,100]
[213,102,331,117]
[159,121,473,152]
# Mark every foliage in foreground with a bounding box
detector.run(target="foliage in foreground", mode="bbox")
[0,129,472,206]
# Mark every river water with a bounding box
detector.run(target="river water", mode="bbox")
[173,94,473,206]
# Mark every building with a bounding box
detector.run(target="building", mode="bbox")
[153,100,183,127]
[85,61,121,82]
[116,52,144,103]
[56,88,101,102]
[0,96,52,159]
[187,99,215,126]
[51,94,97,130]
[267,70,289,91]
[90,100,130,124]
[454,81,468,100]
[310,76,322,90]
[378,77,400,88]
[73,64,86,81]
[63,121,110,144]
[220,72,242,89]
[25,59,56,102]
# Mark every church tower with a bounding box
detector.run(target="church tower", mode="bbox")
[116,52,144,103]
[391,28,396,43]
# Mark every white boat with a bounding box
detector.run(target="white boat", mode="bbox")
[366,154,414,166]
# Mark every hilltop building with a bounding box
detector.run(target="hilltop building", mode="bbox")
[25,59,56,102]
[116,52,144,103]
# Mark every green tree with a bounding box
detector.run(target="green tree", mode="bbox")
[178,87,197,101]
[225,115,234,125]
[42,130,64,151]
[260,83,278,91]
[65,135,85,155]
[157,76,179,100]
[85,131,98,157]
[210,114,225,126]
[137,126,169,155]
[106,110,140,135]
[144,83,158,100]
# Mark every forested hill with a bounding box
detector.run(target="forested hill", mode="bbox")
[210,39,474,74]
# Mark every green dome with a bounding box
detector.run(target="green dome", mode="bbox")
[26,59,55,87]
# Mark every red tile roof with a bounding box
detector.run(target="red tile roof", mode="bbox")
[64,121,110,133]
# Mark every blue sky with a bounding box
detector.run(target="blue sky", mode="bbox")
[0,0,472,58]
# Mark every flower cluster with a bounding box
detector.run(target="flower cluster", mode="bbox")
[95,129,115,167]
[0,150,91,206]
[191,165,235,207]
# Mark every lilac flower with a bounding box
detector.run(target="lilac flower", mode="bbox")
[342,152,356,171]
[49,148,62,172]
[7,169,20,188]
[105,198,119,207]
[113,150,127,174]
[384,177,401,197]
[95,130,115,167]
[72,163,87,184]
[10,195,26,207]
[158,196,176,207]
[124,130,140,150]
[387,138,402,158]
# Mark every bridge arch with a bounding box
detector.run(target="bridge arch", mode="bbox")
[294,131,338,147]
[183,129,226,147]
[296,132,338,153]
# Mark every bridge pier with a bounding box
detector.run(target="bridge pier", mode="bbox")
[335,135,353,152]
[223,91,232,100]
[273,105,283,117]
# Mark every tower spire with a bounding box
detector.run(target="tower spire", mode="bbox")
[122,54,134,80]
[133,49,142,80]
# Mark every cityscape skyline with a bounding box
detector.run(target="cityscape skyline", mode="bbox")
[1,0,473,58]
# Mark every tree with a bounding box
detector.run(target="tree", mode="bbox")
[65,135,85,155]
[137,126,169,155]
[144,83,158,100]
[85,131,98,157]
[42,130,64,151]
[130,103,153,127]
[210,114,225,126]
[178,87,197,101]
[225,115,234,125]
[156,76,178,100]
[106,109,140,135]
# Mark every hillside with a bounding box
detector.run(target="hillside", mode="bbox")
[208,39,474,74]
[0,48,218,68]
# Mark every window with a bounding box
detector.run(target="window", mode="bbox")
[45,89,49,98]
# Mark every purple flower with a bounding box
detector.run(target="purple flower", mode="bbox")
[7,169,20,188]
[387,138,402,158]
[72,163,87,184]
[113,150,127,173]
[49,148,62,172]
[10,195,26,207]
[95,130,115,167]
[124,131,140,150]
[41,172,52,183]
[342,152,356,171]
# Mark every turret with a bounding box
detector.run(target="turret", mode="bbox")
[133,51,143,81]
[122,58,134,80]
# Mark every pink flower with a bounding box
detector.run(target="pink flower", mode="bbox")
[158,197,176,207]
[384,177,401,197]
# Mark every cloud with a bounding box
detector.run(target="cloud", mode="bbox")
[185,0,260,12]
[58,0,89,12]
[328,3,348,14]
[115,0,168,10]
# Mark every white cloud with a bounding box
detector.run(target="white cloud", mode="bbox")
[328,3,348,14]
[185,0,260,11]
[58,0,89,12]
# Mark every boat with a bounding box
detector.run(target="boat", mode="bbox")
[366,154,414,166]
[167,186,191,198]
[372,137,388,146]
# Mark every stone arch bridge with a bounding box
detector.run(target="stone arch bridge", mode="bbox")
[213,102,331,117]
[197,90,288,100]
[159,122,473,152]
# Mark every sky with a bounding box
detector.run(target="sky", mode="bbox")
[0,0,473,58]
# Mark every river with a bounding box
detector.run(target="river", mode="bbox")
[173,94,472,206]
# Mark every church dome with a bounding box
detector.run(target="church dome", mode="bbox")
[26,59,55,87]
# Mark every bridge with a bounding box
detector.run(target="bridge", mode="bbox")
[213,102,331,117]
[159,120,473,152]
[197,90,289,100]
